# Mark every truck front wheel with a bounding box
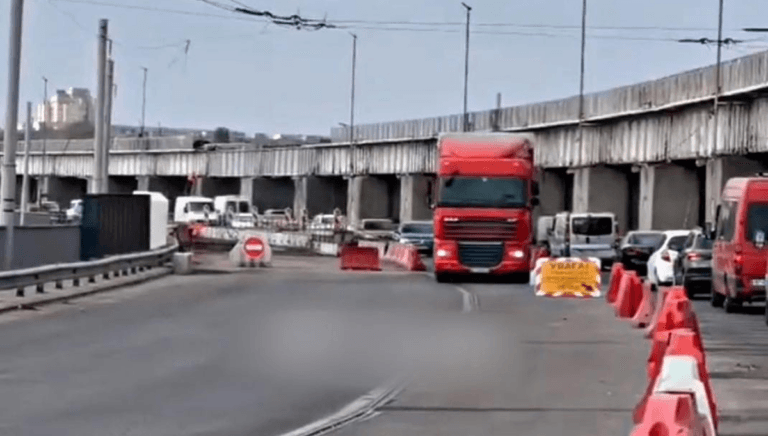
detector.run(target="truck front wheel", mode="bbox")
[435,273,452,283]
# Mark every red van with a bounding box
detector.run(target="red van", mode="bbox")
[711,176,768,316]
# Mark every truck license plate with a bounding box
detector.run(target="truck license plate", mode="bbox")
[470,268,491,274]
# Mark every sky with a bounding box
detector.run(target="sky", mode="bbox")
[1,0,768,137]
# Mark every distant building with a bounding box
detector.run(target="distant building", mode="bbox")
[35,87,94,131]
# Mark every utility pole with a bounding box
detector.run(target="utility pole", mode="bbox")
[20,102,31,226]
[578,0,588,155]
[92,19,108,194]
[140,66,147,138]
[462,2,472,132]
[349,34,357,145]
[2,0,25,270]
[40,76,48,206]
[712,0,724,156]
[102,58,114,193]
[493,92,502,131]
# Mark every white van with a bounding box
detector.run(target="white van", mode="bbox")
[174,196,218,225]
[213,195,256,228]
[548,212,619,267]
[536,215,554,248]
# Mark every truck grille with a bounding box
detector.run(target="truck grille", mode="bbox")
[458,243,504,268]
[444,220,517,241]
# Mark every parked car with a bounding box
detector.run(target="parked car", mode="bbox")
[356,218,397,241]
[647,230,691,287]
[710,176,768,316]
[396,220,434,256]
[617,230,666,276]
[260,208,292,229]
[673,229,714,297]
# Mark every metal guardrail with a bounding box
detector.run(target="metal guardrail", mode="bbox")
[0,244,178,297]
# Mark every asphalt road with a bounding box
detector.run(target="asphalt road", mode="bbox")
[0,256,462,436]
[7,255,753,436]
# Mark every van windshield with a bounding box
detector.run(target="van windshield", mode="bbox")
[571,217,613,235]
[188,202,213,213]
[747,204,768,244]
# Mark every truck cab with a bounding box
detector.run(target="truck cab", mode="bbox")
[213,195,256,228]
[432,133,538,282]
[174,196,218,225]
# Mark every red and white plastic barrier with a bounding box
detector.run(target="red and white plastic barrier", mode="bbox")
[383,243,426,272]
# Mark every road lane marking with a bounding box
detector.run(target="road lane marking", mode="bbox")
[454,285,478,313]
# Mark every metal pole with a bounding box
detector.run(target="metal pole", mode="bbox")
[462,2,472,132]
[494,92,502,131]
[102,58,114,193]
[20,102,31,226]
[710,0,724,221]
[40,76,48,206]
[349,34,357,145]
[578,0,588,155]
[140,66,147,138]
[2,0,25,270]
[92,19,108,194]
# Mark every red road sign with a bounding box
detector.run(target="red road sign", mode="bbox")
[243,236,265,260]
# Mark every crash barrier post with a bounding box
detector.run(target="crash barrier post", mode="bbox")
[606,262,625,304]
[383,243,426,271]
[630,392,710,436]
[339,244,381,271]
[631,280,656,328]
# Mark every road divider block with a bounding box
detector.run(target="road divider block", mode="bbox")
[631,280,656,328]
[630,392,710,436]
[339,245,381,271]
[383,243,426,271]
[534,257,601,298]
[606,262,625,304]
[357,241,388,259]
[615,271,642,318]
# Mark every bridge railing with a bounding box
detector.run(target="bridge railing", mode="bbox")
[0,244,177,297]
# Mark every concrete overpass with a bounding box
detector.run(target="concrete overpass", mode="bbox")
[7,49,768,231]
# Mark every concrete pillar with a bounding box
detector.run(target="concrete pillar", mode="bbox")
[136,176,150,192]
[240,177,254,204]
[399,174,432,223]
[705,156,768,223]
[293,177,307,221]
[571,167,589,213]
[347,176,362,230]
[639,165,654,230]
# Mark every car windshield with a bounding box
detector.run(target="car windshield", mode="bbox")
[667,235,688,251]
[571,217,613,235]
[747,204,768,244]
[188,202,213,213]
[401,223,433,234]
[627,233,665,247]
[695,235,713,250]
[363,221,393,231]
[438,177,527,208]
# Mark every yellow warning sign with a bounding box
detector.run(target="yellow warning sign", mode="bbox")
[535,258,601,298]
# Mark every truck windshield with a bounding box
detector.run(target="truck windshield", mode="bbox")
[747,204,768,244]
[571,217,613,235]
[438,177,527,208]
[189,202,213,213]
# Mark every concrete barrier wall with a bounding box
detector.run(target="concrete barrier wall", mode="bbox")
[0,225,81,270]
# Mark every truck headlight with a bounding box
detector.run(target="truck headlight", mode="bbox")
[436,249,450,258]
[509,249,525,259]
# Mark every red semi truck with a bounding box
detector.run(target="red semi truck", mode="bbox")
[432,133,539,283]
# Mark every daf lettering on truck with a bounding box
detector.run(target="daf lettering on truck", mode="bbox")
[433,133,538,283]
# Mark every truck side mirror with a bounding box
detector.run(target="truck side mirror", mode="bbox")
[530,197,540,207]
[532,181,540,197]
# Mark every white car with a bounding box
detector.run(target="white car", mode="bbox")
[647,230,692,287]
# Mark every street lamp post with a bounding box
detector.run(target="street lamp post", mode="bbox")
[462,2,472,132]
[349,33,357,146]
[40,76,48,206]
[577,0,588,157]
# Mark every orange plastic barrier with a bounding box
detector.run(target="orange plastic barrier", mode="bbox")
[630,393,709,436]
[383,243,427,271]
[606,262,625,304]
[339,245,381,271]
[616,271,643,318]
[631,281,656,328]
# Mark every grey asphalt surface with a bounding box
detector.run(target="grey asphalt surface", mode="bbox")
[332,274,650,436]
[0,256,462,436]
